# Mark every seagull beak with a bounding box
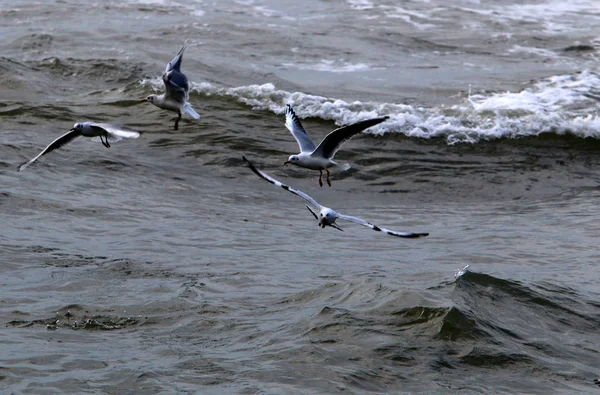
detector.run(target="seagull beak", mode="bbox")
[140,98,148,102]
[283,161,290,166]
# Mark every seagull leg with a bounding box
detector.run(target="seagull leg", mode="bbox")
[104,133,111,148]
[326,169,331,187]
[318,170,324,187]
[174,111,181,130]
[100,134,109,148]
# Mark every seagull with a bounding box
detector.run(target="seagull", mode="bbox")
[141,42,200,130]
[18,122,141,171]
[243,156,429,238]
[283,105,388,187]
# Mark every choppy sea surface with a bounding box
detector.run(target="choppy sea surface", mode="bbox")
[2,0,600,393]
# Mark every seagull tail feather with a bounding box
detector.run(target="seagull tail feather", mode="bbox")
[183,102,201,119]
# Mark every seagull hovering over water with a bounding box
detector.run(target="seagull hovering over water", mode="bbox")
[243,156,429,238]
[141,42,200,130]
[18,122,141,171]
[283,105,389,187]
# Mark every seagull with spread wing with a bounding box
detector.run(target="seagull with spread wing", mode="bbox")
[18,122,140,171]
[141,42,200,130]
[243,156,429,238]
[283,105,388,187]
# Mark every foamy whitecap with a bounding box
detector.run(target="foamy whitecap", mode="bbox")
[455,265,470,279]
[281,59,375,73]
[124,0,205,16]
[380,6,437,29]
[125,0,176,5]
[253,5,280,18]
[507,45,560,59]
[459,0,600,34]
[141,69,600,144]
[347,0,374,10]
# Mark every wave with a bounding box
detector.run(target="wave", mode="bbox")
[265,268,600,391]
[141,69,600,144]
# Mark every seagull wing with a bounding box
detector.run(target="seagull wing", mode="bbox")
[314,116,389,159]
[18,129,82,171]
[285,105,316,153]
[337,213,429,239]
[165,42,187,73]
[92,123,141,139]
[243,156,322,209]
[163,70,189,103]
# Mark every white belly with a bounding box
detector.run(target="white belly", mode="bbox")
[295,155,335,170]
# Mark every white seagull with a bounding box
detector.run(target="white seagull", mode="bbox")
[18,122,141,171]
[283,105,388,187]
[141,42,200,130]
[243,156,429,238]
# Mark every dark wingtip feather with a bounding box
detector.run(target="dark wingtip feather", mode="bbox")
[242,156,268,180]
[387,231,430,238]
[242,155,255,171]
[285,104,296,117]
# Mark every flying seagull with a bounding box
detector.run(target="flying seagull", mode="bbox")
[141,42,200,130]
[243,156,429,238]
[283,105,388,187]
[18,122,140,171]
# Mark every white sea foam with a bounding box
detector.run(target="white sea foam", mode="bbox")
[455,265,470,279]
[124,0,206,17]
[347,0,374,10]
[459,0,600,34]
[281,59,374,73]
[141,69,600,144]
[507,45,560,59]
[253,6,280,18]
[379,6,437,29]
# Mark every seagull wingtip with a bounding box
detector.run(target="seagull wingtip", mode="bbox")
[17,163,28,172]
[242,156,254,168]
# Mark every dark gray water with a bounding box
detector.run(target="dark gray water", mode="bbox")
[2,0,600,393]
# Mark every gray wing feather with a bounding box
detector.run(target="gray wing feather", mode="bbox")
[18,130,82,171]
[243,156,322,209]
[92,123,141,139]
[314,116,389,159]
[165,42,187,73]
[337,213,429,239]
[162,42,190,103]
[285,105,316,153]
[163,70,189,103]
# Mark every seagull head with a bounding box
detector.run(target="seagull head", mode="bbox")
[141,94,157,104]
[71,122,83,132]
[319,210,336,227]
[284,155,299,166]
